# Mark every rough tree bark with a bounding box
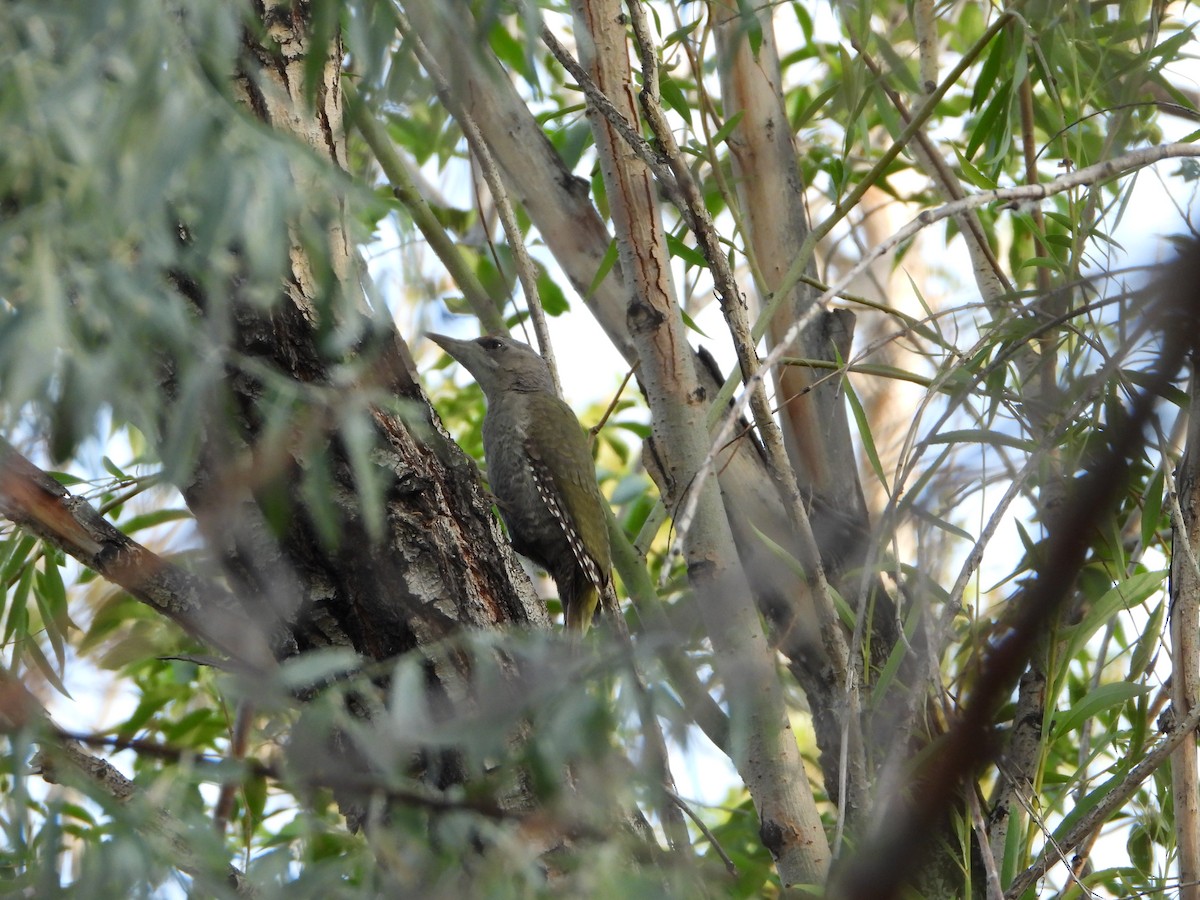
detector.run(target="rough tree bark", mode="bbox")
[161,0,548,826]
[568,0,831,883]
[1171,376,1200,900]
[398,0,910,808]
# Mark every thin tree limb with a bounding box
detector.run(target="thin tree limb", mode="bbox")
[1167,377,1200,900]
[344,82,508,335]
[568,0,831,882]
[0,439,275,670]
[686,142,1200,543]
[390,9,560,390]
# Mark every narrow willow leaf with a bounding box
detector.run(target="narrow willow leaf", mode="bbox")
[842,367,889,495]
[1052,682,1149,739]
[24,637,72,699]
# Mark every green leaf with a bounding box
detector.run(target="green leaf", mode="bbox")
[910,506,975,542]
[735,0,764,57]
[966,78,1012,161]
[873,36,919,95]
[243,774,268,829]
[1127,825,1153,875]
[952,146,999,190]
[1019,256,1064,271]
[665,232,707,269]
[791,84,837,132]
[1,534,37,585]
[658,73,690,120]
[46,471,88,487]
[710,110,746,148]
[102,456,128,480]
[1066,570,1166,653]
[842,367,888,494]
[163,707,221,744]
[535,270,569,316]
[119,509,193,534]
[927,429,1035,451]
[971,29,1008,110]
[584,239,619,300]
[340,409,385,543]
[4,565,33,647]
[1140,467,1165,550]
[24,636,72,699]
[663,18,702,48]
[679,308,710,338]
[34,556,70,669]
[1128,600,1163,682]
[276,648,362,692]
[1052,682,1148,739]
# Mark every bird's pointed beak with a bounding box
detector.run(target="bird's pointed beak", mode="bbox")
[427,332,471,363]
[427,332,485,379]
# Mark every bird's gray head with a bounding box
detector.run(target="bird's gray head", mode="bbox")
[427,333,556,399]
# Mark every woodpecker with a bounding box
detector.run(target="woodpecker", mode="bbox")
[428,333,612,633]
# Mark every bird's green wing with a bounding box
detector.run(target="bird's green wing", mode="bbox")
[522,392,612,588]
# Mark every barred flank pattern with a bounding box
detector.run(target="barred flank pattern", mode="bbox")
[528,454,603,589]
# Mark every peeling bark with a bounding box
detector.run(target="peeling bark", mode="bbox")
[1170,375,1200,899]
[568,0,830,883]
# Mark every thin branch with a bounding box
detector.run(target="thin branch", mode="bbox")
[663,786,738,876]
[589,361,639,439]
[967,786,1004,900]
[683,142,1200,549]
[213,700,254,837]
[1006,700,1200,897]
[912,0,938,93]
[343,80,507,336]
[617,635,692,855]
[540,25,689,217]
[1164,381,1200,899]
[0,439,275,669]
[391,9,561,391]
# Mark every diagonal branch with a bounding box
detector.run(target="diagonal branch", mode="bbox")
[0,438,275,670]
[568,0,831,883]
[0,669,255,896]
[1167,378,1200,898]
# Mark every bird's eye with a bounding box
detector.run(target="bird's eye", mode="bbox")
[479,337,505,351]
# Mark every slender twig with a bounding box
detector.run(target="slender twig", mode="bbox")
[391,9,561,392]
[540,26,689,217]
[912,0,938,93]
[682,142,1200,547]
[1161,403,1200,897]
[617,634,693,855]
[1006,699,1200,896]
[663,786,738,876]
[343,81,507,335]
[967,786,1004,900]
[590,361,639,439]
[213,700,254,837]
